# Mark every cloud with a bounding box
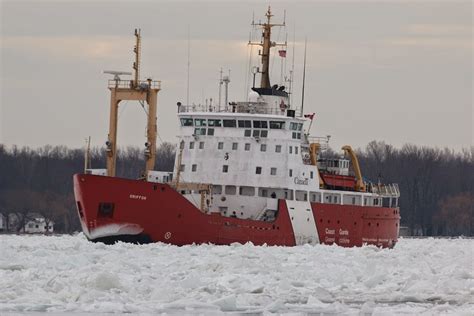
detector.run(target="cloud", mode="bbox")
[383,23,472,50]
[1,36,132,61]
[405,24,472,37]
[385,37,471,49]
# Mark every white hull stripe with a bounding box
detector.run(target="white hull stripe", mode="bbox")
[286,200,320,245]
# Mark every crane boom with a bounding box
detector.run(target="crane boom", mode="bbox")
[342,145,366,192]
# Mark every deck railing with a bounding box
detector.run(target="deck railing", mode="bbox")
[107,79,161,90]
[178,103,290,116]
[368,183,400,197]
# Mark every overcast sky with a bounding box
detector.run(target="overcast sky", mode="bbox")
[1,0,472,152]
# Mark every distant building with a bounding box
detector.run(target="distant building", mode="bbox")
[24,217,54,234]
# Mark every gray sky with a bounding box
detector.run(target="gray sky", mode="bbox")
[1,0,472,152]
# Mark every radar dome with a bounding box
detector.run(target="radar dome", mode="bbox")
[248,90,259,102]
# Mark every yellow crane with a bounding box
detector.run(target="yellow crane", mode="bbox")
[341,145,366,192]
[309,143,325,188]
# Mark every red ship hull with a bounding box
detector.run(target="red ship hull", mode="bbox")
[73,174,400,248]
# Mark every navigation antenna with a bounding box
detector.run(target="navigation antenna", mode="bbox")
[249,6,286,89]
[133,29,141,88]
[301,37,307,116]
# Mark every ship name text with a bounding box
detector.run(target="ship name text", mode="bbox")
[129,194,147,201]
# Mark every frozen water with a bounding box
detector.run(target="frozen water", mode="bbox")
[0,234,472,315]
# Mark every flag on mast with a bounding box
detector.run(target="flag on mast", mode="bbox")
[278,50,287,58]
[304,113,316,120]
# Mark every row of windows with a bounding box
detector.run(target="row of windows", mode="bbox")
[181,164,279,175]
[181,163,315,180]
[185,185,393,206]
[183,141,299,154]
[182,118,291,130]
[193,128,303,140]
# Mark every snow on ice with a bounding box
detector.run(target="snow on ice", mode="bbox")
[0,235,472,315]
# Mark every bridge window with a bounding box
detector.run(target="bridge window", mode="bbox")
[238,120,251,128]
[194,128,206,136]
[208,119,222,127]
[212,185,222,194]
[189,141,194,149]
[244,129,251,137]
[180,164,185,172]
[199,142,204,149]
[259,188,268,197]
[275,145,282,153]
[256,166,262,174]
[192,164,197,172]
[292,132,301,139]
[270,167,277,175]
[180,118,193,126]
[195,119,206,127]
[225,185,236,195]
[290,122,298,130]
[289,169,293,177]
[207,128,214,136]
[295,190,308,201]
[223,119,236,127]
[218,142,224,150]
[298,123,303,131]
[244,143,251,151]
[295,146,299,154]
[239,186,255,196]
[310,192,321,202]
[284,189,294,200]
[260,130,268,138]
[289,146,293,154]
[222,165,229,173]
[260,144,267,152]
[270,121,285,129]
[232,142,238,150]
[310,171,314,179]
[253,120,268,128]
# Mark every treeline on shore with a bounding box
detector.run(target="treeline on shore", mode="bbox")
[0,141,472,236]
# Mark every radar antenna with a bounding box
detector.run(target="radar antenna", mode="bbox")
[248,6,286,89]
[103,70,132,81]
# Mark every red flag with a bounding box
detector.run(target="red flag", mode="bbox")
[304,113,315,120]
[278,50,286,58]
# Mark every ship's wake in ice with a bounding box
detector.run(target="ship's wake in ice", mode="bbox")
[0,235,472,315]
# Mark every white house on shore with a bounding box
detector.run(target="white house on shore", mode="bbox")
[24,217,54,234]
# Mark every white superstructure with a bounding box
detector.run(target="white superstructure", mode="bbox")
[164,7,400,221]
